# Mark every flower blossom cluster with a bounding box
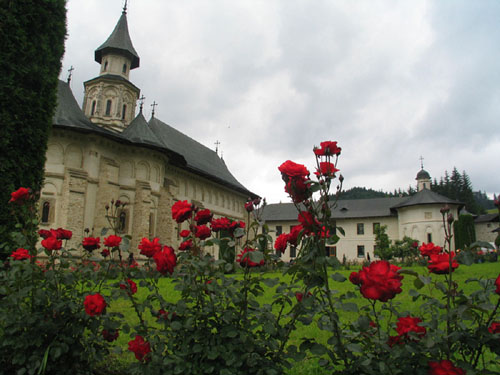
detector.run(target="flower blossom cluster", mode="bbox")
[419,242,459,275]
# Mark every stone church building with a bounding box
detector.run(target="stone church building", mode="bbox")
[41,9,256,254]
[262,169,464,262]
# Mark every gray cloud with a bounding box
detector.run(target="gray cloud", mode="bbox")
[62,0,500,202]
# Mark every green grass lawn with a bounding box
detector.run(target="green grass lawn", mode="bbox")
[105,262,500,373]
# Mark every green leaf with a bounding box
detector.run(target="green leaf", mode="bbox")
[100,227,109,236]
[331,273,346,282]
[336,226,345,236]
[413,278,424,290]
[310,343,326,355]
[341,302,358,312]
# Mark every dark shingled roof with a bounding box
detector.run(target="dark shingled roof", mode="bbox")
[52,84,256,198]
[474,213,499,224]
[53,80,113,136]
[148,116,252,195]
[391,189,462,209]
[95,11,140,69]
[262,197,407,222]
[122,110,164,148]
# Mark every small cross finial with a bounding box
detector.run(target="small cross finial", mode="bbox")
[138,95,146,112]
[151,101,158,117]
[214,140,220,155]
[419,156,424,169]
[123,0,128,14]
[67,65,74,84]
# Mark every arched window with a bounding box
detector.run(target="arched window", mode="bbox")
[91,100,96,116]
[105,99,112,116]
[122,63,127,73]
[119,211,127,233]
[41,201,50,223]
[122,104,127,120]
[104,61,108,71]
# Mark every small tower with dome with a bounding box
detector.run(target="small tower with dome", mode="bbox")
[82,3,140,131]
[416,156,431,192]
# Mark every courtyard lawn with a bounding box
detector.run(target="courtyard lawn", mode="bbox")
[103,262,500,373]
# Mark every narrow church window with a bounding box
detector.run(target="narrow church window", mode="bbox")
[357,245,365,258]
[290,245,296,258]
[149,213,155,238]
[427,233,432,243]
[91,100,96,116]
[357,223,364,235]
[122,104,127,120]
[119,211,127,233]
[104,61,108,71]
[276,225,282,236]
[105,100,112,116]
[122,63,127,73]
[41,201,50,223]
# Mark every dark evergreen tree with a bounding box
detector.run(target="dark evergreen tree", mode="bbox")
[453,214,476,249]
[0,1,67,258]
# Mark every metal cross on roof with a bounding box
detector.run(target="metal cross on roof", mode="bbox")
[67,66,74,85]
[419,155,424,169]
[123,0,128,14]
[151,101,158,117]
[138,95,145,112]
[214,140,220,154]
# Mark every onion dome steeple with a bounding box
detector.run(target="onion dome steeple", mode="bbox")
[94,5,140,69]
[415,156,431,192]
[82,5,140,132]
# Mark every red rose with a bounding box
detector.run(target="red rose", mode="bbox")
[274,233,289,253]
[171,200,193,223]
[128,335,151,361]
[10,248,32,260]
[38,229,52,239]
[419,242,443,257]
[351,260,403,302]
[179,239,193,251]
[211,217,231,232]
[84,293,107,316]
[120,279,137,295]
[313,141,341,156]
[314,162,339,178]
[349,271,361,285]
[101,249,110,257]
[236,247,264,267]
[495,274,500,295]
[195,209,213,225]
[287,225,304,246]
[82,237,100,251]
[157,309,177,321]
[153,246,177,274]
[387,335,403,347]
[244,201,254,212]
[297,211,320,233]
[138,237,161,257]
[295,292,304,302]
[102,329,119,342]
[428,360,465,375]
[488,321,500,334]
[104,235,122,248]
[428,252,459,274]
[55,228,72,240]
[284,177,311,203]
[180,229,191,238]
[278,160,310,178]
[9,187,30,203]
[41,235,62,251]
[195,225,211,240]
[396,316,426,338]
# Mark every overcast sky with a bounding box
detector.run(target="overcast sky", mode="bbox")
[61,0,500,203]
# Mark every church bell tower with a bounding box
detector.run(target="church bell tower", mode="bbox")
[82,4,140,132]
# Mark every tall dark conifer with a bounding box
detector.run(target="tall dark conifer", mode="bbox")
[0,1,67,258]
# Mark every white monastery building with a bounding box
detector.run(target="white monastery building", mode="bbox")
[262,169,464,262]
[40,8,256,254]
